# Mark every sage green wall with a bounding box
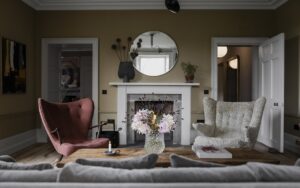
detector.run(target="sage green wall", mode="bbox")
[0,0,36,139]
[276,0,300,137]
[35,10,276,125]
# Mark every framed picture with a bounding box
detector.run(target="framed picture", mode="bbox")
[1,38,26,94]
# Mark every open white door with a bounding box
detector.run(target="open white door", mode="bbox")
[258,33,284,153]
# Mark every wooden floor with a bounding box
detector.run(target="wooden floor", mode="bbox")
[11,143,299,166]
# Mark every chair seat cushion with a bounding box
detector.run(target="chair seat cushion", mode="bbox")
[58,138,109,156]
[192,136,242,150]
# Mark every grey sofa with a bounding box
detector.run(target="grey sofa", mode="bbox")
[1,182,300,188]
[1,161,300,188]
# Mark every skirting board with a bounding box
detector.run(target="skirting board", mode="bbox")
[284,133,300,155]
[0,129,36,155]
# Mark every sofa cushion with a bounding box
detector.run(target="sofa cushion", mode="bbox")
[0,161,53,170]
[247,162,300,182]
[58,162,256,183]
[0,155,16,163]
[0,169,60,182]
[75,154,158,169]
[169,154,225,168]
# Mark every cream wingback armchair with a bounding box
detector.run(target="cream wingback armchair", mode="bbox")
[192,97,266,151]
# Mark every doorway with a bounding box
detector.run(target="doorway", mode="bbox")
[218,46,253,102]
[211,37,266,100]
[211,35,285,153]
[39,38,99,142]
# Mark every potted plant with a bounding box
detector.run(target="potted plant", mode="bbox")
[181,62,198,83]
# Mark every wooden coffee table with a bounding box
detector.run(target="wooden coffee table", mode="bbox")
[57,147,280,168]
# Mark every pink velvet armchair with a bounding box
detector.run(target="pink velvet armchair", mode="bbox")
[38,98,109,157]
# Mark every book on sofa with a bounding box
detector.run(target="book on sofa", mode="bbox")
[195,146,232,159]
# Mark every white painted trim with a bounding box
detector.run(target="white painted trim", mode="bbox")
[41,38,99,141]
[22,0,288,10]
[211,37,267,99]
[251,46,260,100]
[109,82,200,86]
[114,85,193,145]
[284,133,300,155]
[0,130,36,155]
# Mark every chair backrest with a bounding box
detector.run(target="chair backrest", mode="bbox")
[203,97,266,138]
[38,98,94,143]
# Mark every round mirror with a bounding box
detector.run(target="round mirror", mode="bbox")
[130,31,178,76]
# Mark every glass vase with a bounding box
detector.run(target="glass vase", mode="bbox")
[144,132,165,154]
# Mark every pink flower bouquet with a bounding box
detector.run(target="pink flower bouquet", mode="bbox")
[131,109,176,135]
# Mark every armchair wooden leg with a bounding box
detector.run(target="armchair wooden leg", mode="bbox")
[53,154,64,167]
[58,154,63,161]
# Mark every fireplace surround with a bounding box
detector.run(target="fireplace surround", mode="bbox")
[128,95,181,145]
[109,82,200,145]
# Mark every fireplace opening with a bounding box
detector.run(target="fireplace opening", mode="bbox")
[133,100,174,146]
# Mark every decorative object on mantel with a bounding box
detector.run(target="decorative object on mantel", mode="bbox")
[181,62,198,83]
[111,37,135,82]
[131,108,176,154]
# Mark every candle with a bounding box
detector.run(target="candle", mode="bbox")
[152,114,157,125]
[108,141,112,152]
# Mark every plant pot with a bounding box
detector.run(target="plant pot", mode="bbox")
[118,61,135,82]
[185,75,194,83]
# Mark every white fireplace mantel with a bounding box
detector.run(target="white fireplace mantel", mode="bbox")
[109,82,200,145]
[109,82,200,86]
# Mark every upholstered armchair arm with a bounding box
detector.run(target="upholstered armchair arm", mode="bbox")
[240,126,260,148]
[242,97,266,148]
[51,128,62,145]
[192,123,215,137]
[89,121,107,138]
[89,121,107,130]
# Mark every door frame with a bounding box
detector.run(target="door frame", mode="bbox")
[40,38,99,142]
[211,37,267,100]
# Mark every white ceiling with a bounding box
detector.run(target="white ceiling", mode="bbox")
[22,0,288,11]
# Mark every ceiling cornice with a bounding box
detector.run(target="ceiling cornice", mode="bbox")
[22,0,288,11]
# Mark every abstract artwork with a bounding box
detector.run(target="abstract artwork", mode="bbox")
[2,38,26,94]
